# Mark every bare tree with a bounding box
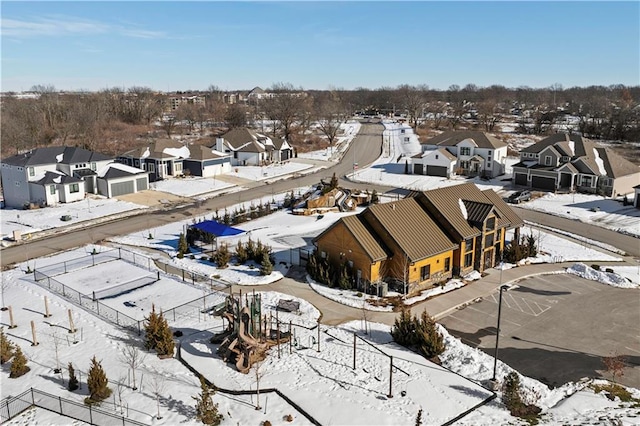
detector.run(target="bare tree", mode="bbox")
[314,91,347,153]
[115,375,127,414]
[253,360,265,410]
[602,353,627,384]
[224,103,248,129]
[150,373,166,420]
[119,345,147,390]
[161,114,178,137]
[50,330,62,374]
[398,84,428,129]
[262,82,308,142]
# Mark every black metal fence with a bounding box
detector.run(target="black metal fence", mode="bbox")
[0,388,148,426]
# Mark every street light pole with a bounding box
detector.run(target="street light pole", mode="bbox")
[492,284,510,382]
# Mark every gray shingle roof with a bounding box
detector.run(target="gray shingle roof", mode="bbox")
[2,147,111,167]
[34,171,82,185]
[424,131,506,149]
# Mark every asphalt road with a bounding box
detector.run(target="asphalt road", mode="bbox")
[0,123,390,267]
[514,207,640,258]
[439,274,640,388]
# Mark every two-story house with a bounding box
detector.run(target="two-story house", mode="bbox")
[1,147,147,208]
[410,183,524,276]
[512,133,640,197]
[412,131,508,178]
[215,128,293,166]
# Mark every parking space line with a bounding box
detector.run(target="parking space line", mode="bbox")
[508,293,524,313]
[520,297,538,316]
[533,301,551,316]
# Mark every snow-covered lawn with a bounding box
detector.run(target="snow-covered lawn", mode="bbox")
[0,197,147,242]
[506,225,623,264]
[3,243,639,426]
[150,175,235,197]
[520,192,640,237]
[299,120,362,162]
[231,161,313,182]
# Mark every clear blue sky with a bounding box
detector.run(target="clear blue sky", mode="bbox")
[2,1,638,92]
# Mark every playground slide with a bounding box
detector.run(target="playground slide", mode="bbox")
[235,352,250,374]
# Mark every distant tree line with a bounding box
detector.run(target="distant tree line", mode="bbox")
[2,82,638,159]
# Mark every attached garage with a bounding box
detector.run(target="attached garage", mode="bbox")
[426,165,448,177]
[413,164,424,175]
[531,175,556,190]
[514,173,528,186]
[110,181,134,197]
[136,177,148,191]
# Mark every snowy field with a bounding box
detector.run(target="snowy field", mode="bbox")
[3,238,640,425]
[0,197,147,242]
[150,175,235,197]
[298,120,361,162]
[520,192,640,237]
[231,161,313,182]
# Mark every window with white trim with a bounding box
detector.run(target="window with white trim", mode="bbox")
[29,167,35,177]
[70,184,79,193]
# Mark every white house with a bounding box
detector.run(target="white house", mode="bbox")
[0,147,125,209]
[420,131,508,178]
[215,128,293,166]
[410,148,457,177]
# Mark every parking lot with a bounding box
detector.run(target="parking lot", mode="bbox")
[440,273,640,388]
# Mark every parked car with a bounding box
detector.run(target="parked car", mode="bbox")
[507,190,531,204]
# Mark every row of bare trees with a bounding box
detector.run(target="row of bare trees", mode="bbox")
[2,82,638,159]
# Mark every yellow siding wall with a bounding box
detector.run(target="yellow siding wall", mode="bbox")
[315,222,378,282]
[407,250,454,293]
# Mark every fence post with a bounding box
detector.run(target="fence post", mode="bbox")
[59,396,63,414]
[92,254,95,267]
[353,333,356,370]
[31,388,35,405]
[5,395,10,420]
[182,269,185,282]
[148,257,151,271]
[64,261,67,274]
[317,320,321,352]
[89,403,92,424]
[388,356,393,398]
[97,302,100,316]
[119,248,121,259]
[138,321,141,336]
[48,277,51,289]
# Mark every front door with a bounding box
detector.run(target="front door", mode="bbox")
[484,249,494,270]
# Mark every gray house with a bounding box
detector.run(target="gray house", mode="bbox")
[512,133,640,197]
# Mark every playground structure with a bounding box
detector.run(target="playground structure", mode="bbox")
[214,290,291,374]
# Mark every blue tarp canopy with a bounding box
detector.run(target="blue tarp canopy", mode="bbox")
[189,220,244,237]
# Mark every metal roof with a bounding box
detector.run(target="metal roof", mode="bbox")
[362,197,457,262]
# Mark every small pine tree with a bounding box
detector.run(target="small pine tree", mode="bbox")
[214,243,231,269]
[502,372,522,411]
[260,255,273,276]
[144,304,161,351]
[1,327,14,364]
[391,309,416,347]
[416,311,445,359]
[235,240,248,264]
[68,362,79,391]
[155,312,175,358]
[85,356,111,405]
[329,172,338,190]
[177,232,189,256]
[9,346,29,378]
[370,189,379,204]
[245,238,256,260]
[193,376,223,425]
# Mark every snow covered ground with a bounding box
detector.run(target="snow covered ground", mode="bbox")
[231,161,313,182]
[297,120,361,162]
[3,256,639,426]
[0,197,147,242]
[150,176,235,197]
[520,192,640,237]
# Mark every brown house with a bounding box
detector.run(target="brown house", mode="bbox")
[410,183,524,276]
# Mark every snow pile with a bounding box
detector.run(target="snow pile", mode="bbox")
[566,263,639,288]
[592,148,607,175]
[463,270,482,281]
[458,198,468,220]
[307,275,394,312]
